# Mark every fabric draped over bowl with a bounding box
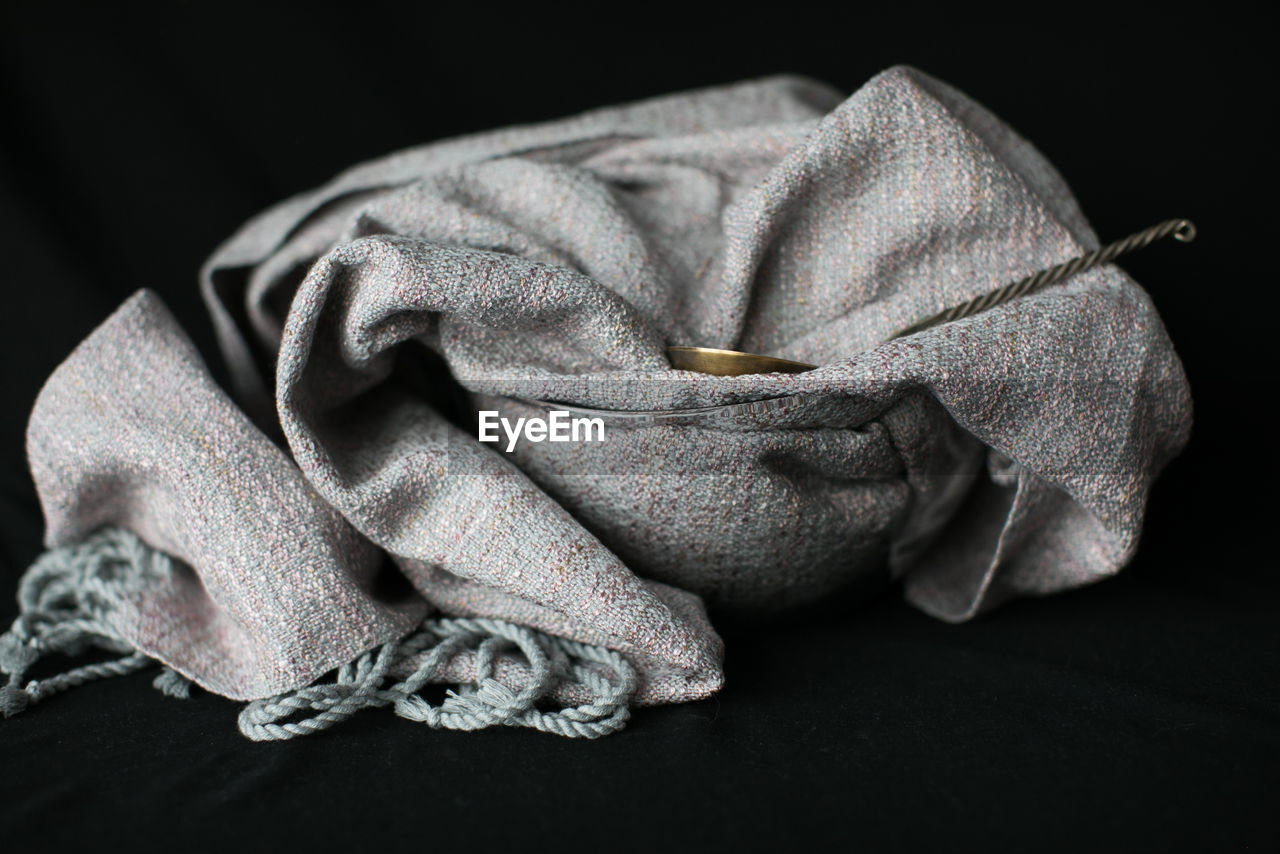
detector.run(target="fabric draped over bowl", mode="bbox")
[22,66,1191,708]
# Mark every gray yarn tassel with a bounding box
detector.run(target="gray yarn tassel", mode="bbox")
[153,667,194,699]
[1,529,159,717]
[238,616,635,741]
[0,527,636,739]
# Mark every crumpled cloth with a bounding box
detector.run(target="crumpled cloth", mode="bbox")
[22,66,1190,708]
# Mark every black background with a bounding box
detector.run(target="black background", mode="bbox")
[1,4,1276,851]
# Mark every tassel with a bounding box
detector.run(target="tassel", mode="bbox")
[237,616,637,741]
[152,667,193,699]
[3,528,637,740]
[0,683,29,718]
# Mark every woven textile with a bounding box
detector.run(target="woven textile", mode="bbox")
[15,66,1190,718]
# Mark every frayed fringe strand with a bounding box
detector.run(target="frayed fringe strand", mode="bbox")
[238,617,636,741]
[1,527,164,717]
[1,527,636,739]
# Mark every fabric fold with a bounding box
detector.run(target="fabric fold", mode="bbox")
[25,290,426,699]
[7,64,1192,732]
[200,64,1189,623]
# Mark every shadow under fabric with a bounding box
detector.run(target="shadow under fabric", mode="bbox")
[2,66,1191,739]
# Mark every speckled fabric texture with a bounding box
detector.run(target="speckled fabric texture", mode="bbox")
[24,66,1190,705]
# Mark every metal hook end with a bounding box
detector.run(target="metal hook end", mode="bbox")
[1173,219,1197,242]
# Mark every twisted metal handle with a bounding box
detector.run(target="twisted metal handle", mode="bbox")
[892,218,1196,340]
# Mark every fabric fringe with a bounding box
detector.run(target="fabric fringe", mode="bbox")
[238,616,635,741]
[1,528,636,739]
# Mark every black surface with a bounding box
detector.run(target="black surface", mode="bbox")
[1,5,1275,851]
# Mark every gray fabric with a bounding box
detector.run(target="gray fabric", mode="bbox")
[19,65,1190,709]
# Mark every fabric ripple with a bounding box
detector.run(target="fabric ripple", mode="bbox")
[18,65,1190,711]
